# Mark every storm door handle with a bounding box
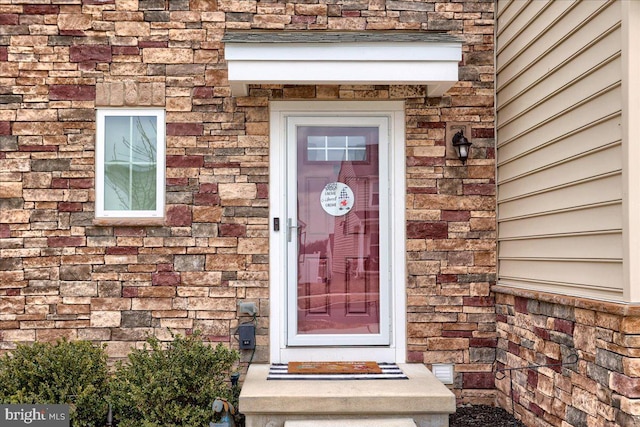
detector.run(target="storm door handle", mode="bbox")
[287,218,299,242]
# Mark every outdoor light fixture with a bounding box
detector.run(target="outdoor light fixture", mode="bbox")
[452,130,472,164]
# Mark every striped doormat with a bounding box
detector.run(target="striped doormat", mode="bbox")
[267,363,408,380]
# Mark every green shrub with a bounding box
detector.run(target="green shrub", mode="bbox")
[0,339,109,427]
[109,331,240,427]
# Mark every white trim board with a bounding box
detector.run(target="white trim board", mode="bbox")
[224,32,461,97]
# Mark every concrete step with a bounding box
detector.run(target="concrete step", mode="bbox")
[285,419,417,427]
[239,363,455,427]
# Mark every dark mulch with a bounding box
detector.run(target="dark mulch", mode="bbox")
[449,405,525,427]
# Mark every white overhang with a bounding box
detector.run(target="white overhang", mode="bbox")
[222,31,463,97]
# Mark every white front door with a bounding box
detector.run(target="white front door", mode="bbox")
[269,101,406,363]
[286,116,390,347]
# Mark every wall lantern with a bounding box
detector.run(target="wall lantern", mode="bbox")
[452,130,472,164]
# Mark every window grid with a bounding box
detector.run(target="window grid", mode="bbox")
[307,135,367,161]
[104,116,158,211]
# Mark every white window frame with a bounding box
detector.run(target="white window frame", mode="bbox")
[95,108,165,219]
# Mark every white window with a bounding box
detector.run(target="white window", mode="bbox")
[95,109,165,219]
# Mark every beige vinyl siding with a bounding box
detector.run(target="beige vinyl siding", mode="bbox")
[496,0,624,300]
[499,233,623,260]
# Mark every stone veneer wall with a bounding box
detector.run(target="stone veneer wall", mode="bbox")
[495,286,640,427]
[0,0,495,405]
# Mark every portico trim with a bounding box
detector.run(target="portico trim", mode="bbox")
[223,31,462,97]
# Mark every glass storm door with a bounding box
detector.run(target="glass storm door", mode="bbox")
[286,116,390,347]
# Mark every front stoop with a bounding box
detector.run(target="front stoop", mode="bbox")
[284,419,417,426]
[239,364,456,427]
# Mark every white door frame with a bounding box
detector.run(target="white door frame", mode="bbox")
[269,101,407,363]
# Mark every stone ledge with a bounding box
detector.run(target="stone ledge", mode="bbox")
[92,217,165,226]
[492,285,640,316]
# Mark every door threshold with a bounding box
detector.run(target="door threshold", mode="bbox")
[276,346,400,363]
